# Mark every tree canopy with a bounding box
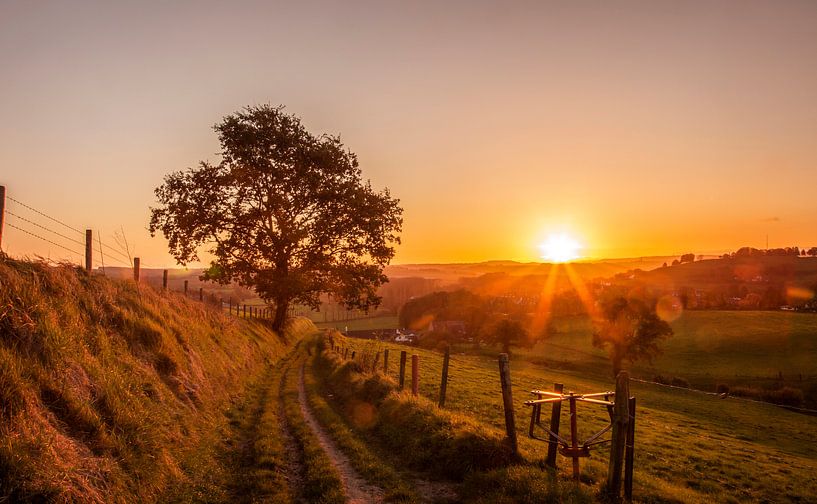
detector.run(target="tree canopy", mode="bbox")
[149,105,403,331]
[592,294,673,377]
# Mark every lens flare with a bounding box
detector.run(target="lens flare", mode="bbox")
[540,233,582,263]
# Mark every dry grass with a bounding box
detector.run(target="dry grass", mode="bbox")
[0,255,313,502]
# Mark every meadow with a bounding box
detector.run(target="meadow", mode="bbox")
[334,330,817,502]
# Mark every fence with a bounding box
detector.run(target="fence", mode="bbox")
[0,185,277,321]
[329,333,638,501]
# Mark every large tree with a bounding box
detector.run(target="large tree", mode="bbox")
[592,295,673,377]
[149,105,403,331]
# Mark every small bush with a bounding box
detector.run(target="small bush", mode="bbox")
[763,387,804,407]
[716,383,730,395]
[653,375,670,385]
[670,377,690,388]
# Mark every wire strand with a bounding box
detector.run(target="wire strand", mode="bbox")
[6,196,84,235]
[5,222,82,257]
[5,210,86,248]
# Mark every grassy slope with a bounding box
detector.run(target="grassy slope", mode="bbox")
[337,336,817,503]
[0,257,313,503]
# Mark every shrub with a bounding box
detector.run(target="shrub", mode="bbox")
[670,377,690,388]
[653,375,670,385]
[716,384,730,395]
[763,387,804,407]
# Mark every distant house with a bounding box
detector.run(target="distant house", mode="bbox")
[427,320,467,335]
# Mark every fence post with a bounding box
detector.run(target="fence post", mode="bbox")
[162,269,168,290]
[344,348,349,360]
[624,397,636,501]
[184,280,188,296]
[373,352,380,373]
[383,348,389,374]
[199,287,203,302]
[411,354,419,396]
[229,298,232,312]
[243,305,246,317]
[84,229,92,272]
[399,351,407,389]
[0,185,5,250]
[545,383,565,468]
[498,353,518,455]
[133,257,140,282]
[351,350,356,360]
[439,345,450,407]
[606,372,630,499]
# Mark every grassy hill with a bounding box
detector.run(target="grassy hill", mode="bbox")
[0,256,313,502]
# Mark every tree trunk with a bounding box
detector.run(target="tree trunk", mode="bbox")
[272,298,289,333]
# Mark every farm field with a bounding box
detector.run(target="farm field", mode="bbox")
[315,315,400,332]
[334,333,817,503]
[528,311,817,394]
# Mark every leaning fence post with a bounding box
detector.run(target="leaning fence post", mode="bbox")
[399,351,407,389]
[606,372,630,499]
[351,350,356,360]
[624,397,636,501]
[0,185,5,250]
[439,345,450,407]
[85,229,93,272]
[411,354,419,396]
[162,269,168,290]
[133,257,140,282]
[383,348,389,374]
[498,353,518,455]
[545,383,565,468]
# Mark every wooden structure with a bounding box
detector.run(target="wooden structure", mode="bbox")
[524,372,635,499]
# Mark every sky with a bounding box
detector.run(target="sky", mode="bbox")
[2,0,817,267]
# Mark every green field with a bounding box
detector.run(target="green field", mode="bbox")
[335,327,817,502]
[529,311,817,395]
[315,315,399,332]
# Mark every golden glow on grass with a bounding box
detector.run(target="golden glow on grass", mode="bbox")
[539,233,582,263]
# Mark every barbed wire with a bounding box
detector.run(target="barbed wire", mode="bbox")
[5,221,82,257]
[6,195,84,235]
[5,210,86,247]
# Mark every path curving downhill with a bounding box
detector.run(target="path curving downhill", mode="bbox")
[297,364,385,504]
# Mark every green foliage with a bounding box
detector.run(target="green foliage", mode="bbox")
[487,318,532,355]
[149,104,403,330]
[592,295,673,376]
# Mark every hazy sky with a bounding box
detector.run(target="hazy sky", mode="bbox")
[2,1,817,266]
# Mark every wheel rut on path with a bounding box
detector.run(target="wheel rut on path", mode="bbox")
[297,364,385,504]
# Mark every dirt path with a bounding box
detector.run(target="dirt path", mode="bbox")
[277,370,305,501]
[297,364,385,504]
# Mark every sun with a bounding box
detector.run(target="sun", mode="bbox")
[540,233,582,263]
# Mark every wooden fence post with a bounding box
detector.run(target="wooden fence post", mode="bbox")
[383,349,389,374]
[498,353,518,455]
[243,305,246,317]
[344,348,349,360]
[373,352,380,372]
[184,280,188,296]
[411,354,419,396]
[399,351,407,389]
[439,345,450,407]
[85,229,92,272]
[351,350,356,360]
[0,185,5,250]
[162,269,168,290]
[545,383,565,468]
[606,372,630,499]
[229,298,232,312]
[624,397,636,501]
[199,287,203,302]
[133,257,140,282]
